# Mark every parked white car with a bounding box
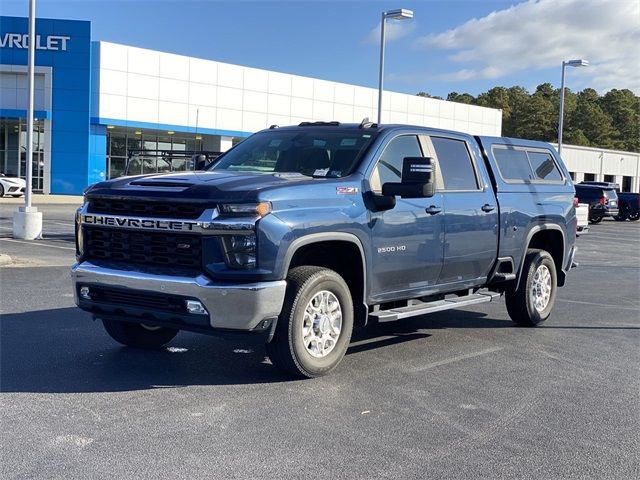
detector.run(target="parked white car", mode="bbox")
[0,174,26,197]
[576,202,589,236]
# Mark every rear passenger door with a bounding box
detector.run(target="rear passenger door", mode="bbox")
[428,134,499,285]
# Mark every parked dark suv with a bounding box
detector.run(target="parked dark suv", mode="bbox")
[574,182,619,223]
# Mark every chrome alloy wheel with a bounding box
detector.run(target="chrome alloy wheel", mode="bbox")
[301,290,343,358]
[531,264,552,312]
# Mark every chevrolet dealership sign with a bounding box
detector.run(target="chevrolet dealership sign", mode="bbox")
[0,33,70,51]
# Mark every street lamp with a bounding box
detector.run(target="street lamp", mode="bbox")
[558,59,588,156]
[377,8,413,125]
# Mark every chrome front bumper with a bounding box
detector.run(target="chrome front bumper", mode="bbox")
[71,261,286,331]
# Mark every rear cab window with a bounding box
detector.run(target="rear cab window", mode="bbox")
[492,145,564,184]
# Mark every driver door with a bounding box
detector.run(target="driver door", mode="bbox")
[367,134,445,302]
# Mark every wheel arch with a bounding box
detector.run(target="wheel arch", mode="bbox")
[516,224,566,289]
[283,233,368,326]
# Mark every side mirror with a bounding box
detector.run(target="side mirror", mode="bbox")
[382,157,435,198]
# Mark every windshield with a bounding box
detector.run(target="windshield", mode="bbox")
[210,129,375,177]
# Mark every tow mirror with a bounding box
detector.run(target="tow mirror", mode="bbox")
[382,157,435,198]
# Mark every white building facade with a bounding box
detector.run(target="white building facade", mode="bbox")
[558,144,640,192]
[92,41,503,183]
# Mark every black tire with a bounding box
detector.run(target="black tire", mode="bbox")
[628,211,639,221]
[102,319,178,348]
[613,214,627,221]
[266,266,354,378]
[589,215,603,224]
[0,184,4,197]
[505,249,557,327]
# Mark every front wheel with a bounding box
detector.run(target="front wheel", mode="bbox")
[102,319,178,348]
[628,211,639,221]
[589,215,603,224]
[505,249,557,327]
[266,266,354,378]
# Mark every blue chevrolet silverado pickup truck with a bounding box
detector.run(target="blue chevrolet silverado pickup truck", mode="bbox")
[72,121,577,377]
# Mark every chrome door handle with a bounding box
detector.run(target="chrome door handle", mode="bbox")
[425,205,442,215]
[481,204,495,212]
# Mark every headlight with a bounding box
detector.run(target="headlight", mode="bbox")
[75,208,84,258]
[218,202,271,217]
[221,234,257,269]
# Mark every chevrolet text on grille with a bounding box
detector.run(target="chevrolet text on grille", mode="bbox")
[82,214,199,231]
[80,213,256,233]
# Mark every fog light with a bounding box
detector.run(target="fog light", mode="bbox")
[185,300,207,315]
[79,286,91,299]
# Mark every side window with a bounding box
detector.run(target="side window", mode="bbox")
[493,147,533,181]
[431,137,479,190]
[370,135,422,192]
[527,151,563,181]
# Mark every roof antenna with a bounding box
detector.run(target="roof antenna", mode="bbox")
[359,117,376,129]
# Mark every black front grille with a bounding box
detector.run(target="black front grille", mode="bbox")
[85,227,202,268]
[89,198,205,219]
[86,286,186,313]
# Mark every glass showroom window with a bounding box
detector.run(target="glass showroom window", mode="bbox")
[1,119,45,191]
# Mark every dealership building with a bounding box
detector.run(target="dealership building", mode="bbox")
[1,16,638,194]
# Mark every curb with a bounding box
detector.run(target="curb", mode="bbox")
[0,194,83,205]
[0,254,13,266]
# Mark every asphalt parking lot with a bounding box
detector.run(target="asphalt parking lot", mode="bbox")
[1,202,639,480]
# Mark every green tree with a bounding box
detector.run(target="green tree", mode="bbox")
[416,92,443,100]
[599,89,640,151]
[446,92,475,104]
[416,86,639,152]
[569,88,617,148]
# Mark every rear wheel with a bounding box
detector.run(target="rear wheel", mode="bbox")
[628,211,639,221]
[0,184,4,197]
[102,319,178,348]
[589,215,603,224]
[266,266,354,378]
[505,249,557,327]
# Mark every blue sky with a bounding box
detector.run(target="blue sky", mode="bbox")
[2,0,638,97]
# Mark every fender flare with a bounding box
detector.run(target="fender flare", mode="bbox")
[282,232,369,323]
[515,223,566,290]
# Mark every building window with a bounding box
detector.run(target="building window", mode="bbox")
[584,173,596,182]
[603,174,615,183]
[622,176,632,192]
[106,130,204,179]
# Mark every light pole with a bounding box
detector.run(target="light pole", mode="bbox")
[377,8,413,125]
[558,59,588,156]
[13,0,43,240]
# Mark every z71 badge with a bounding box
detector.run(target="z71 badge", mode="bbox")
[336,186,358,195]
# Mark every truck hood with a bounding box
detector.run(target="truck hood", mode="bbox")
[85,170,320,203]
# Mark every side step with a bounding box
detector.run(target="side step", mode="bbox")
[491,272,516,282]
[369,291,501,323]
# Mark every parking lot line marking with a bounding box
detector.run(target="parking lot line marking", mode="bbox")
[46,221,75,226]
[0,238,76,251]
[410,347,503,372]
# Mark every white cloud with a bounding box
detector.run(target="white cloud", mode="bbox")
[363,20,415,45]
[413,0,640,93]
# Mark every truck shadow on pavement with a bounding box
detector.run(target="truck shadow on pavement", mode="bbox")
[1,307,518,394]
